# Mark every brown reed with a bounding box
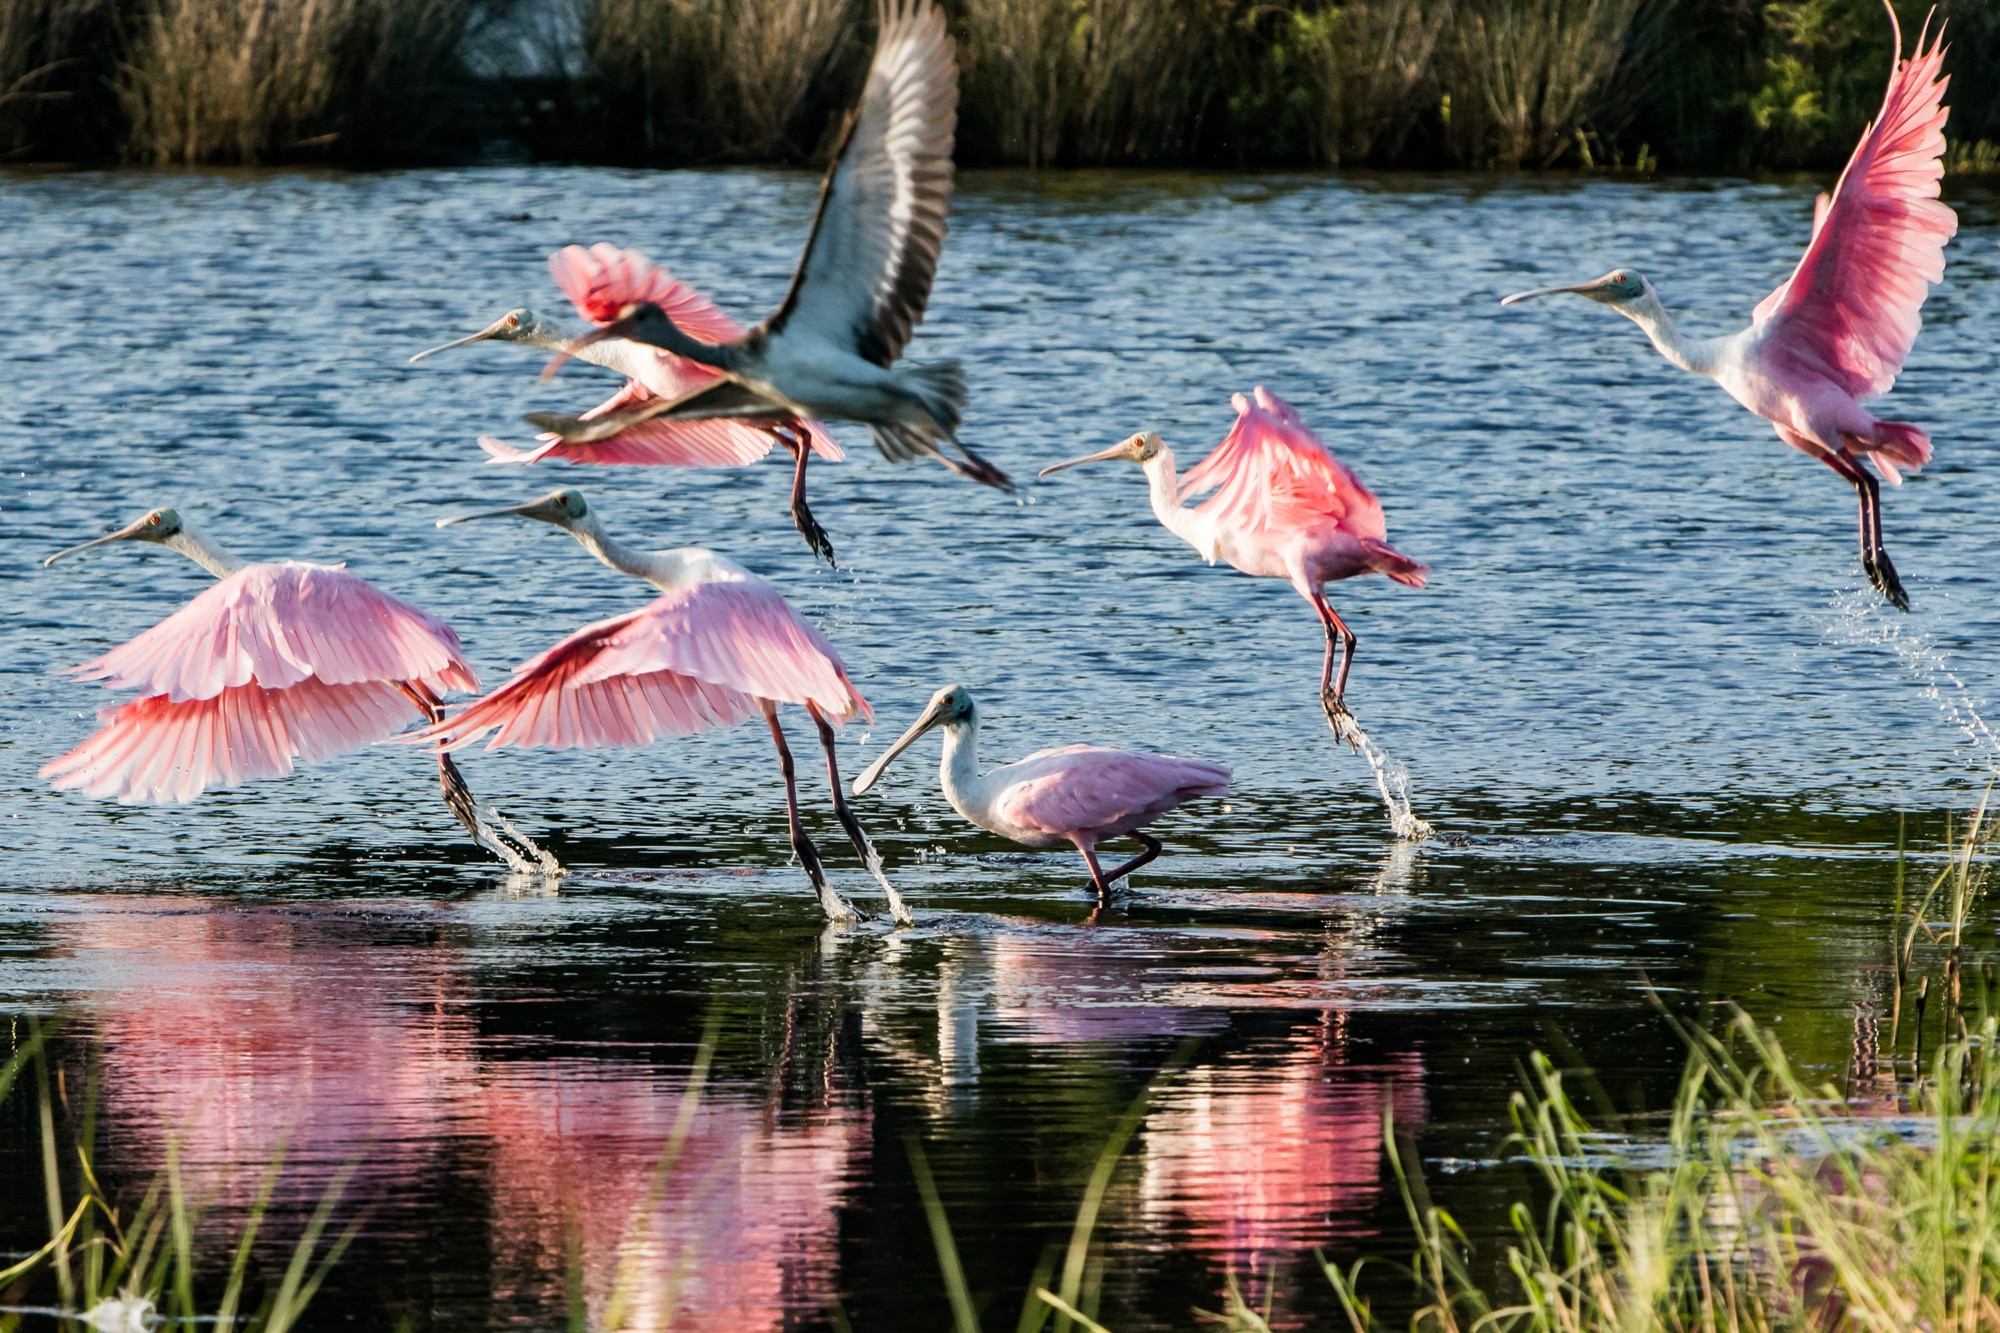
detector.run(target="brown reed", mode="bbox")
[1440,0,1660,166]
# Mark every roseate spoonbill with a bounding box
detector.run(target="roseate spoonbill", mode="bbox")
[412,243,848,565]
[415,488,907,925]
[1039,387,1428,733]
[850,684,1230,903]
[38,507,514,855]
[543,0,1011,493]
[1500,6,1954,611]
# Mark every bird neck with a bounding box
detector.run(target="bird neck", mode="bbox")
[523,316,656,381]
[564,513,674,588]
[1622,291,1722,378]
[640,314,744,373]
[1143,447,1211,553]
[936,716,991,828]
[165,525,247,579]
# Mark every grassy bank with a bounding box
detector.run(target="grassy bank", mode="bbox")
[1,0,1997,170]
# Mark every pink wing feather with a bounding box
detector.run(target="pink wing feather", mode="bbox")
[1750,18,1956,399]
[548,243,746,344]
[479,381,845,470]
[1180,386,1389,541]
[993,747,1231,840]
[45,565,476,804]
[42,678,422,804]
[415,579,869,754]
[65,564,476,703]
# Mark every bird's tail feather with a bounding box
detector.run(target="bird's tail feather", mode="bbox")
[1866,421,1932,486]
[1362,538,1430,588]
[894,359,966,435]
[870,422,1015,492]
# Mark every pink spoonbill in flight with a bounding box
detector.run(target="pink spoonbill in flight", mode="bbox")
[1039,387,1428,736]
[412,243,848,564]
[1501,5,1954,611]
[542,0,1011,495]
[851,684,1230,905]
[413,488,907,924]
[38,507,523,859]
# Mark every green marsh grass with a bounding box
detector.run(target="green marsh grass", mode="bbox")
[0,1024,354,1331]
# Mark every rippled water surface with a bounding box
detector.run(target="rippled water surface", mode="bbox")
[1,166,1997,1329]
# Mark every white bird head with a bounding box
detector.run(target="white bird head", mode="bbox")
[1500,268,1651,311]
[851,684,977,796]
[44,507,184,566]
[1037,431,1165,478]
[409,308,543,363]
[438,488,591,531]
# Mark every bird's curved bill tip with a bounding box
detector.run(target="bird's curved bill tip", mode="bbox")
[410,316,514,363]
[43,518,151,566]
[1038,440,1135,478]
[437,501,539,528]
[1499,283,1587,306]
[851,701,948,795]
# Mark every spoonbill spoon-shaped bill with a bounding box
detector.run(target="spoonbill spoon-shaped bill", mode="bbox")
[851,684,1230,903]
[38,508,497,845]
[542,0,1012,493]
[413,488,906,924]
[411,242,847,564]
[1501,1,1953,611]
[1039,386,1427,735]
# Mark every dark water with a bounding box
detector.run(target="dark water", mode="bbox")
[0,166,1996,1329]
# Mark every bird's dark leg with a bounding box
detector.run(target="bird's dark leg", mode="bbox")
[808,702,910,925]
[765,702,859,921]
[1098,833,1163,890]
[773,424,837,567]
[398,682,483,843]
[1824,450,1908,611]
[1310,589,1362,750]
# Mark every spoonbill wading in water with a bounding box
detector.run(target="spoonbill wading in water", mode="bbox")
[542,0,1012,494]
[38,508,541,865]
[414,488,908,925]
[1040,387,1428,739]
[412,243,849,565]
[851,685,1230,905]
[1502,4,1954,611]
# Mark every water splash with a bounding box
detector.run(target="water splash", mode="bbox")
[1826,589,2000,777]
[1328,708,1433,842]
[861,842,914,926]
[474,806,564,878]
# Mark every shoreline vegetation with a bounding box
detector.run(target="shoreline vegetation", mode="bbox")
[1,0,1998,174]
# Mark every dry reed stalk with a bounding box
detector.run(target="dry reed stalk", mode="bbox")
[1291,0,1454,165]
[1443,0,1656,167]
[0,0,108,155]
[582,0,855,161]
[958,0,1218,167]
[119,0,477,164]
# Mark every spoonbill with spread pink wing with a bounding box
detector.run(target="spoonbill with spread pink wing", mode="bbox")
[851,684,1229,904]
[414,488,906,924]
[1501,5,1955,611]
[38,507,535,862]
[543,0,1012,494]
[1039,387,1428,734]
[412,243,847,564]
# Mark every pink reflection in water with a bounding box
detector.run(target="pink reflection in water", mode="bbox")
[482,1063,866,1331]
[1140,1025,1426,1273]
[61,902,484,1208]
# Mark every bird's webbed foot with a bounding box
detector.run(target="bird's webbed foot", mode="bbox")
[792,494,838,567]
[1321,690,1362,753]
[1865,549,1910,612]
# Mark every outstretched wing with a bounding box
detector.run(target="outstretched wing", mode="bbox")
[492,379,844,468]
[1180,386,1389,542]
[548,243,745,344]
[762,0,956,366]
[65,564,476,703]
[414,579,869,753]
[42,678,422,804]
[1750,17,1955,399]
[993,746,1231,839]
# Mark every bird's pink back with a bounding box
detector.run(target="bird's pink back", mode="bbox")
[419,577,868,753]
[1750,17,1955,400]
[1179,386,1390,544]
[993,745,1229,840]
[65,564,476,703]
[42,677,424,803]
